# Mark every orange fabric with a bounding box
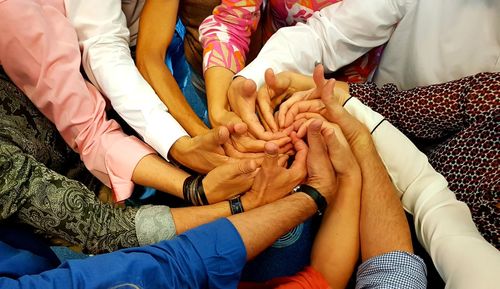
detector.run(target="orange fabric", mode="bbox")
[239,267,331,289]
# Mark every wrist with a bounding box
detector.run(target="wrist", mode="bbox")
[294,184,328,215]
[209,107,228,126]
[240,193,257,211]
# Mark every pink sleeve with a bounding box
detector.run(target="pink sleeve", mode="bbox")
[199,0,263,74]
[0,0,155,201]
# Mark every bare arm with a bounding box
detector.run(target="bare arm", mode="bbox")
[136,0,207,136]
[309,122,362,289]
[229,193,316,260]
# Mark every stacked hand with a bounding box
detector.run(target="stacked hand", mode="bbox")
[172,64,368,211]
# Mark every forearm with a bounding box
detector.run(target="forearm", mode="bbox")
[344,97,500,288]
[0,219,245,289]
[137,0,207,136]
[355,140,413,260]
[310,177,361,289]
[137,57,208,136]
[205,67,234,125]
[132,154,189,199]
[228,193,316,260]
[170,193,258,235]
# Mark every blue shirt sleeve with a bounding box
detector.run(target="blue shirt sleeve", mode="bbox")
[0,218,246,289]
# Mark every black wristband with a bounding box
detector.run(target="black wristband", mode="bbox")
[196,176,209,205]
[183,175,196,203]
[228,196,244,215]
[295,184,327,216]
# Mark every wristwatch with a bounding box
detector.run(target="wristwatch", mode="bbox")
[294,184,327,216]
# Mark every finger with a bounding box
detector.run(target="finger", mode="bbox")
[262,142,279,170]
[295,112,327,122]
[223,143,266,159]
[321,80,367,140]
[227,122,247,135]
[265,68,291,97]
[278,91,307,128]
[277,142,294,154]
[257,96,279,132]
[257,69,281,132]
[236,78,279,140]
[297,118,317,139]
[257,104,272,131]
[321,79,343,122]
[307,119,328,163]
[270,135,292,147]
[281,125,295,136]
[278,154,289,167]
[238,159,258,174]
[289,134,308,172]
[322,124,357,175]
[214,126,230,145]
[284,99,324,128]
[231,134,267,153]
[309,64,327,99]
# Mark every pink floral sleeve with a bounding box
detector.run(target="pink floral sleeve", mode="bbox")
[200,0,263,74]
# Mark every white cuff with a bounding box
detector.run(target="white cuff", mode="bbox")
[344,97,385,132]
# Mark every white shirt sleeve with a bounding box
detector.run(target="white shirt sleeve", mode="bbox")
[344,97,500,289]
[237,0,410,88]
[64,0,187,160]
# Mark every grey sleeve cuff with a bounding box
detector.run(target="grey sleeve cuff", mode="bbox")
[135,205,177,246]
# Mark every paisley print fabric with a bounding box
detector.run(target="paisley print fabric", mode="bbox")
[0,74,140,254]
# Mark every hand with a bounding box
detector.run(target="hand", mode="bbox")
[282,99,326,129]
[277,65,351,128]
[243,140,308,209]
[276,65,327,128]
[169,126,232,174]
[321,122,361,185]
[228,76,286,140]
[203,158,259,204]
[257,67,323,131]
[300,120,337,204]
[320,79,372,150]
[211,111,269,157]
[223,122,292,158]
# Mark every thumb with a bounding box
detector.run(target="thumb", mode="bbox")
[242,78,258,99]
[207,126,230,146]
[262,142,279,170]
[238,159,258,174]
[306,119,327,161]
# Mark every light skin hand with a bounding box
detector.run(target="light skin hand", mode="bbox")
[290,79,364,140]
[256,68,296,132]
[277,65,326,128]
[299,119,337,203]
[224,122,292,156]
[228,77,286,140]
[311,124,361,289]
[169,126,232,174]
[320,79,372,149]
[243,139,308,208]
[256,67,323,130]
[284,99,326,129]
[202,158,259,204]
